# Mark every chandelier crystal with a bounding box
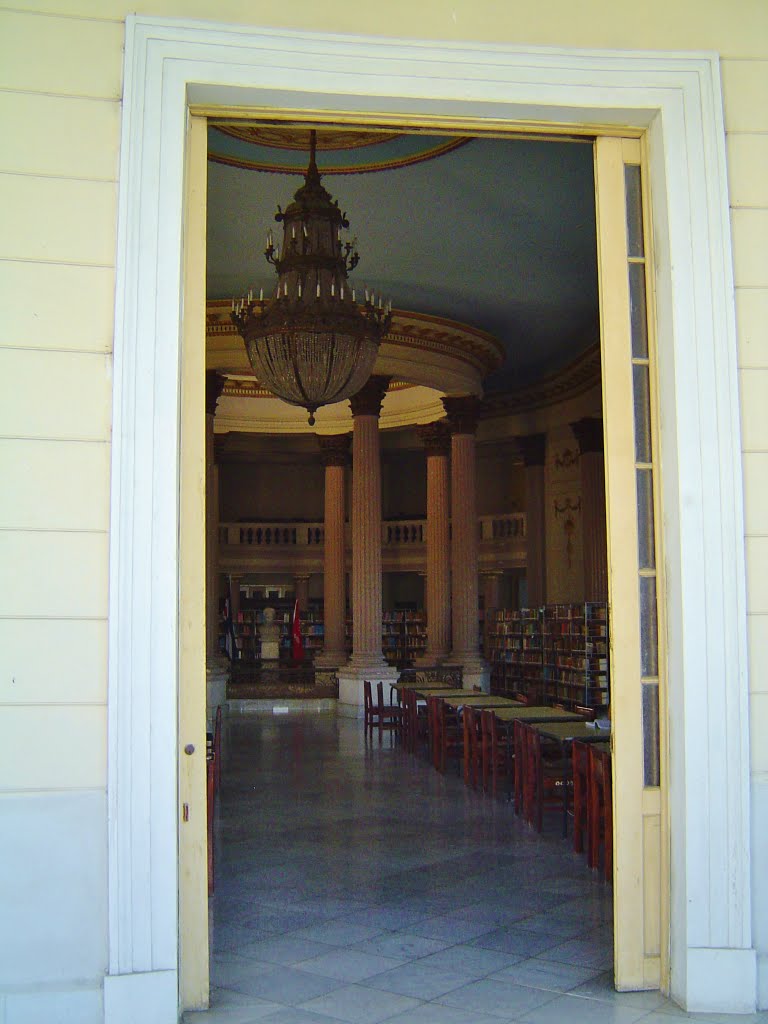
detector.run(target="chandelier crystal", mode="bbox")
[232,130,392,425]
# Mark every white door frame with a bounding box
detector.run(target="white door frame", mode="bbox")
[106,18,755,1019]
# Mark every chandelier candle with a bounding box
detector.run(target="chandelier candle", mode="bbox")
[232,130,392,425]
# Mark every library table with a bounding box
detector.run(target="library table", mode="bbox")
[399,687,469,756]
[533,720,611,837]
[436,695,521,781]
[492,705,584,800]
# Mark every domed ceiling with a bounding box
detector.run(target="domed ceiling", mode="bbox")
[206,125,599,397]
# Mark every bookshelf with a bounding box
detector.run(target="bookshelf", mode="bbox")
[542,602,609,708]
[382,610,427,667]
[488,607,544,698]
[488,602,610,709]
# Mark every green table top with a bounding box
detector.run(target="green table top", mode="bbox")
[411,687,469,699]
[535,721,611,743]
[492,705,584,723]
[442,694,522,709]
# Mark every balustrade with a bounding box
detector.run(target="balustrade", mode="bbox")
[219,512,525,556]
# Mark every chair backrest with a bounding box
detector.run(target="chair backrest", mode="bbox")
[376,680,386,710]
[363,680,373,712]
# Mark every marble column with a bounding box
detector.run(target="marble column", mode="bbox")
[416,421,451,664]
[571,417,608,601]
[443,396,490,691]
[205,372,225,664]
[521,433,547,608]
[481,570,504,659]
[337,376,397,711]
[315,434,350,669]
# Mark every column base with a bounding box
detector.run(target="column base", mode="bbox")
[337,661,398,710]
[450,653,491,693]
[673,947,757,1013]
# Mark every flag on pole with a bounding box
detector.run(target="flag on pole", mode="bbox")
[291,597,304,662]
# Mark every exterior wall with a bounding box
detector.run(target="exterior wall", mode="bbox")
[0,1,766,1018]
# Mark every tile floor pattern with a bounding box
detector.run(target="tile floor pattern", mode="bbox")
[186,712,767,1024]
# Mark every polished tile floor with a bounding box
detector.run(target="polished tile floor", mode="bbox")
[186,711,767,1024]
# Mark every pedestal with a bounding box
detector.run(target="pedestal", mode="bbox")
[337,664,398,716]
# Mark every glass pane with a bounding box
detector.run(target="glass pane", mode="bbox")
[629,262,648,359]
[625,164,644,258]
[642,682,660,786]
[633,364,652,464]
[639,574,659,677]
[636,468,656,570]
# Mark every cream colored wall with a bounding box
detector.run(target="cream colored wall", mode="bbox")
[1,0,766,1012]
[0,7,121,1012]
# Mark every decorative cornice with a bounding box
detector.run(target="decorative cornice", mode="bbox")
[442,395,483,435]
[208,125,471,176]
[318,433,351,467]
[482,344,601,417]
[571,416,605,454]
[205,300,505,383]
[349,375,391,418]
[416,420,451,456]
[519,433,547,468]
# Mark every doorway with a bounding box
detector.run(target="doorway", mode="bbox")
[194,115,662,1001]
[106,21,752,1021]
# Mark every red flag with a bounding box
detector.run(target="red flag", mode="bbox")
[291,597,304,662]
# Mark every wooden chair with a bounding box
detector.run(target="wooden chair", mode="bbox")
[376,680,404,742]
[519,722,570,832]
[402,687,428,755]
[213,704,223,793]
[588,746,613,882]
[430,696,462,773]
[206,745,216,895]
[571,739,591,854]
[463,705,483,789]
[364,680,376,739]
[480,709,512,800]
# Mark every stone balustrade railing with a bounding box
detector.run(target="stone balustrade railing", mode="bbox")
[220,512,525,549]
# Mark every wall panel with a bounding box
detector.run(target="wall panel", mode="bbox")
[0,619,107,705]
[0,173,117,266]
[0,531,108,618]
[0,791,107,984]
[0,261,115,353]
[0,91,120,180]
[0,439,110,530]
[0,350,111,441]
[0,705,106,791]
[0,9,122,98]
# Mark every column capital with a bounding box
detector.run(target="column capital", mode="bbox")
[349,375,390,418]
[519,432,547,467]
[318,433,351,467]
[442,395,483,434]
[417,419,451,455]
[570,416,604,454]
[206,370,226,417]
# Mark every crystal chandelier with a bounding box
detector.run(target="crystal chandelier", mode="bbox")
[232,130,392,425]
